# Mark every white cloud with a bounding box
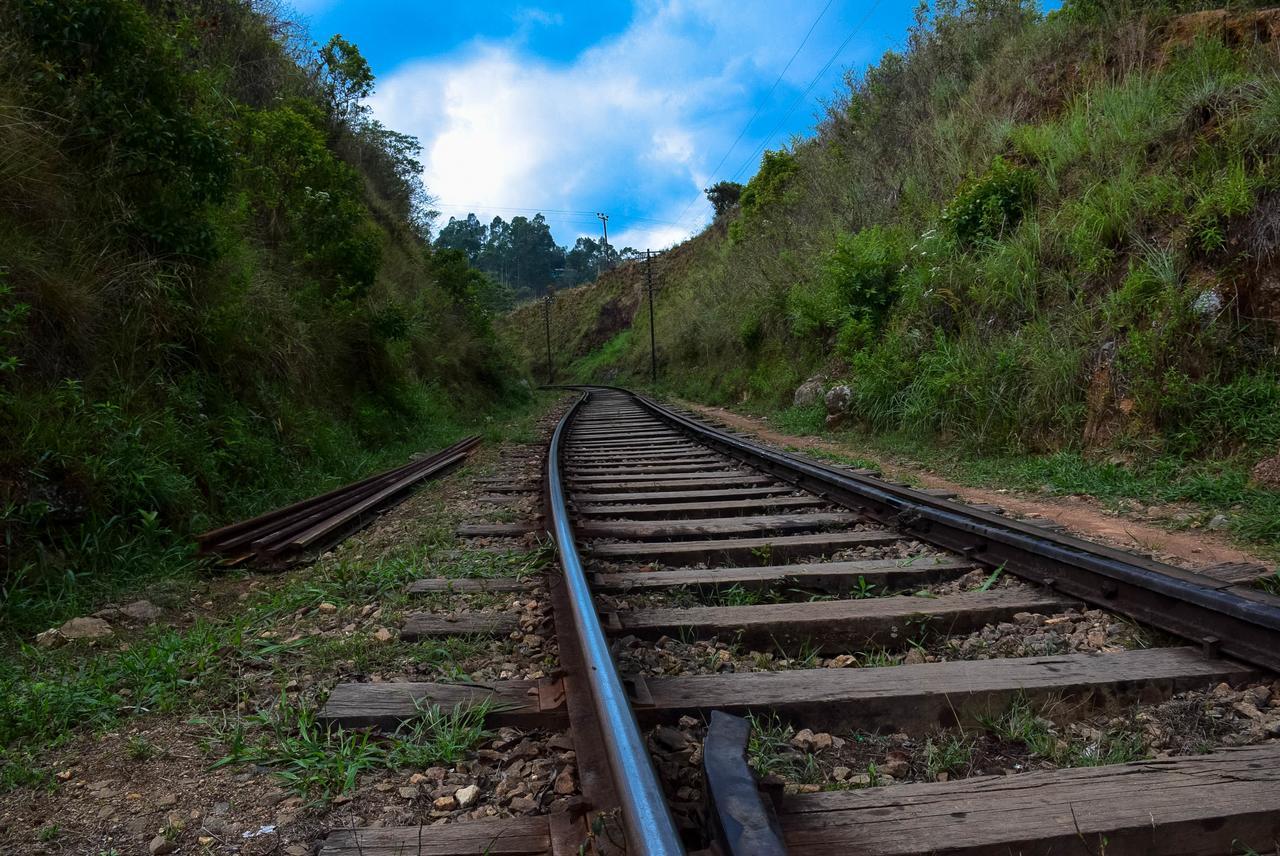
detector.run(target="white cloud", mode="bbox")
[368,0,860,246]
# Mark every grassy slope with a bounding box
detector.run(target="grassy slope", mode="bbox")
[0,1,524,633]
[516,0,1280,552]
[0,391,559,796]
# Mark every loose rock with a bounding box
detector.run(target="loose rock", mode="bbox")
[121,600,162,622]
[454,784,480,809]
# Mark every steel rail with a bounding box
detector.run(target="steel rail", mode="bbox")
[545,390,686,855]
[595,387,1280,673]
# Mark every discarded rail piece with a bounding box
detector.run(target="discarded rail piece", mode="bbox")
[196,435,480,567]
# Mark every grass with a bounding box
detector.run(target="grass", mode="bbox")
[736,418,1280,560]
[980,695,1148,768]
[922,734,975,779]
[746,713,799,779]
[516,2,1280,568]
[208,695,492,800]
[0,391,558,794]
[858,430,1280,557]
[2,389,561,640]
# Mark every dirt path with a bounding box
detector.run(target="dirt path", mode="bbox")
[685,403,1274,572]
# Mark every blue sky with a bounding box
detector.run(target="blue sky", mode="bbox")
[288,2,1040,249]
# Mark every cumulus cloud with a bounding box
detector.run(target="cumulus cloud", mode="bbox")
[368,0,864,249]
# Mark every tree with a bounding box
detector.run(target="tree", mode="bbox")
[436,214,487,264]
[354,120,435,239]
[562,236,603,285]
[507,214,562,297]
[704,180,744,219]
[318,35,374,123]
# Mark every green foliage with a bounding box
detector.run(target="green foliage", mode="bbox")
[705,180,745,219]
[0,0,521,624]
[922,734,974,779]
[210,697,492,799]
[238,104,382,300]
[940,156,1035,247]
[982,695,1147,767]
[318,34,374,121]
[734,148,800,236]
[788,226,907,354]
[15,0,233,256]
[388,700,492,769]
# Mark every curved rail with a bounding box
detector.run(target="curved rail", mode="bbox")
[545,390,685,855]
[619,388,1280,672]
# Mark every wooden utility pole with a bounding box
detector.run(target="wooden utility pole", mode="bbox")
[646,249,657,385]
[596,212,610,273]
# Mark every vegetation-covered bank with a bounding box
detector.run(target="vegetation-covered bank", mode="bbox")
[511,0,1280,547]
[0,0,523,634]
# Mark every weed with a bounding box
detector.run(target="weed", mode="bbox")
[850,576,877,599]
[213,694,385,799]
[388,699,492,769]
[857,646,901,668]
[713,584,763,607]
[974,565,1004,592]
[923,734,974,779]
[125,735,155,762]
[1258,572,1280,598]
[746,713,798,778]
[981,695,1147,768]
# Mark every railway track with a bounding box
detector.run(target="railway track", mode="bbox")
[318,388,1280,855]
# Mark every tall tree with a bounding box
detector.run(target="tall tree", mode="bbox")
[435,214,487,263]
[705,180,744,219]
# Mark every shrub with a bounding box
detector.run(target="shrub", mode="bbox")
[15,0,233,257]
[788,225,907,353]
[736,149,800,229]
[940,156,1036,247]
[237,104,381,301]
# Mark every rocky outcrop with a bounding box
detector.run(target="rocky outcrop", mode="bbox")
[793,375,826,407]
[824,383,854,429]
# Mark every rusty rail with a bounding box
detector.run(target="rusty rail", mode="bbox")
[197,435,481,567]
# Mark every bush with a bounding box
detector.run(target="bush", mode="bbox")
[736,149,800,229]
[788,225,907,353]
[238,104,381,301]
[15,0,233,257]
[940,156,1035,247]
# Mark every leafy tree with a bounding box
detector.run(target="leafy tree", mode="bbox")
[317,34,373,123]
[239,103,381,301]
[507,214,561,296]
[705,181,744,219]
[436,214,488,264]
[562,237,603,284]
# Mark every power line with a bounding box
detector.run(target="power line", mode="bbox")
[723,0,883,188]
[670,0,835,229]
[432,203,685,228]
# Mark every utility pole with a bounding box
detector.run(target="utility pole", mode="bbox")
[646,249,657,385]
[543,289,554,385]
[596,212,610,273]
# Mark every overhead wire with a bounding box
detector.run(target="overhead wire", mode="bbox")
[432,203,685,228]
[723,0,883,187]
[669,0,835,229]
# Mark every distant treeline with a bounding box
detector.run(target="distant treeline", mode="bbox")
[434,213,644,301]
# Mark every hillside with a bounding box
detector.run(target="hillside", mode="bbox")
[498,221,726,382]
[507,0,1280,546]
[0,0,522,630]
